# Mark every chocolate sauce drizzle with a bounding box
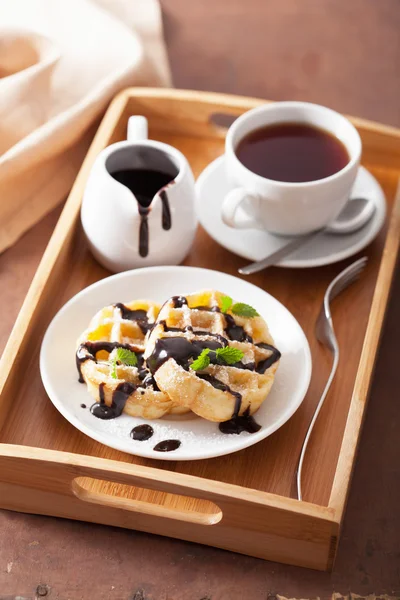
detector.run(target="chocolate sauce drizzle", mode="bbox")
[131,424,154,441]
[191,304,253,343]
[146,336,260,434]
[114,303,150,334]
[171,295,188,308]
[160,320,228,346]
[77,340,162,420]
[146,337,225,374]
[219,408,262,435]
[153,439,181,452]
[139,370,160,391]
[224,313,253,343]
[76,340,143,383]
[90,381,136,420]
[147,295,282,434]
[197,373,242,417]
[256,343,282,374]
[197,374,260,434]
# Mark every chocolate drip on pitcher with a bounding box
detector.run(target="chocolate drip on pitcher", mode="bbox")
[160,189,172,230]
[138,205,150,257]
[110,168,175,259]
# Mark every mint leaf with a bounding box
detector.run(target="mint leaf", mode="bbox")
[215,346,244,364]
[110,347,138,379]
[190,348,210,371]
[231,302,259,318]
[220,295,233,313]
[116,347,138,367]
[111,356,118,379]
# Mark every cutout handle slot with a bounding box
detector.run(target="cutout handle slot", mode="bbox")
[72,476,222,526]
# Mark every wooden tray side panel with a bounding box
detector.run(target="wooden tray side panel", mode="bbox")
[329,182,400,515]
[0,447,337,570]
[122,88,400,170]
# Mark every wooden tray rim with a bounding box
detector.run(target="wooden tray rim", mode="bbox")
[1,88,400,527]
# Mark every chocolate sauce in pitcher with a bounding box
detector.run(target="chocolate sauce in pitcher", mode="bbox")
[111,168,176,258]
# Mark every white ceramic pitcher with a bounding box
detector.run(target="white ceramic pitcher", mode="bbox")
[81,116,197,272]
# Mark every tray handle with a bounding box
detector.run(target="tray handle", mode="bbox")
[71,471,222,526]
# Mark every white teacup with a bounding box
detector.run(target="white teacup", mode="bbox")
[221,102,367,236]
[81,116,197,273]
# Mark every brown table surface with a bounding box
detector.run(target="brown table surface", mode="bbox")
[1,1,400,598]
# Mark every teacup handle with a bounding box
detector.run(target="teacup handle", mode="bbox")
[327,196,375,234]
[221,188,265,230]
[127,115,148,142]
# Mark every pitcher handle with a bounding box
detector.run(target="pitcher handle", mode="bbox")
[127,116,148,142]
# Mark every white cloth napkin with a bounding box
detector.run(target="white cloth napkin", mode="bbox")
[0,0,171,252]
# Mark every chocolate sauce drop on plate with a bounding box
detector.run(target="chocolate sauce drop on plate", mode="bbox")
[153,439,181,452]
[219,409,262,435]
[80,403,86,409]
[131,424,154,441]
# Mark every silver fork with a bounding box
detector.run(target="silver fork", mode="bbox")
[296,256,368,501]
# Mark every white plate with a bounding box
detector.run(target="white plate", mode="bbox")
[40,266,311,461]
[195,156,386,268]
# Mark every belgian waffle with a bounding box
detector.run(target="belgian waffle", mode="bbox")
[76,300,183,419]
[144,290,281,422]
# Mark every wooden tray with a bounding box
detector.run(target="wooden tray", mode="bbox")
[1,89,400,571]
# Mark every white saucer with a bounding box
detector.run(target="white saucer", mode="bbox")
[195,156,386,268]
[40,267,311,461]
